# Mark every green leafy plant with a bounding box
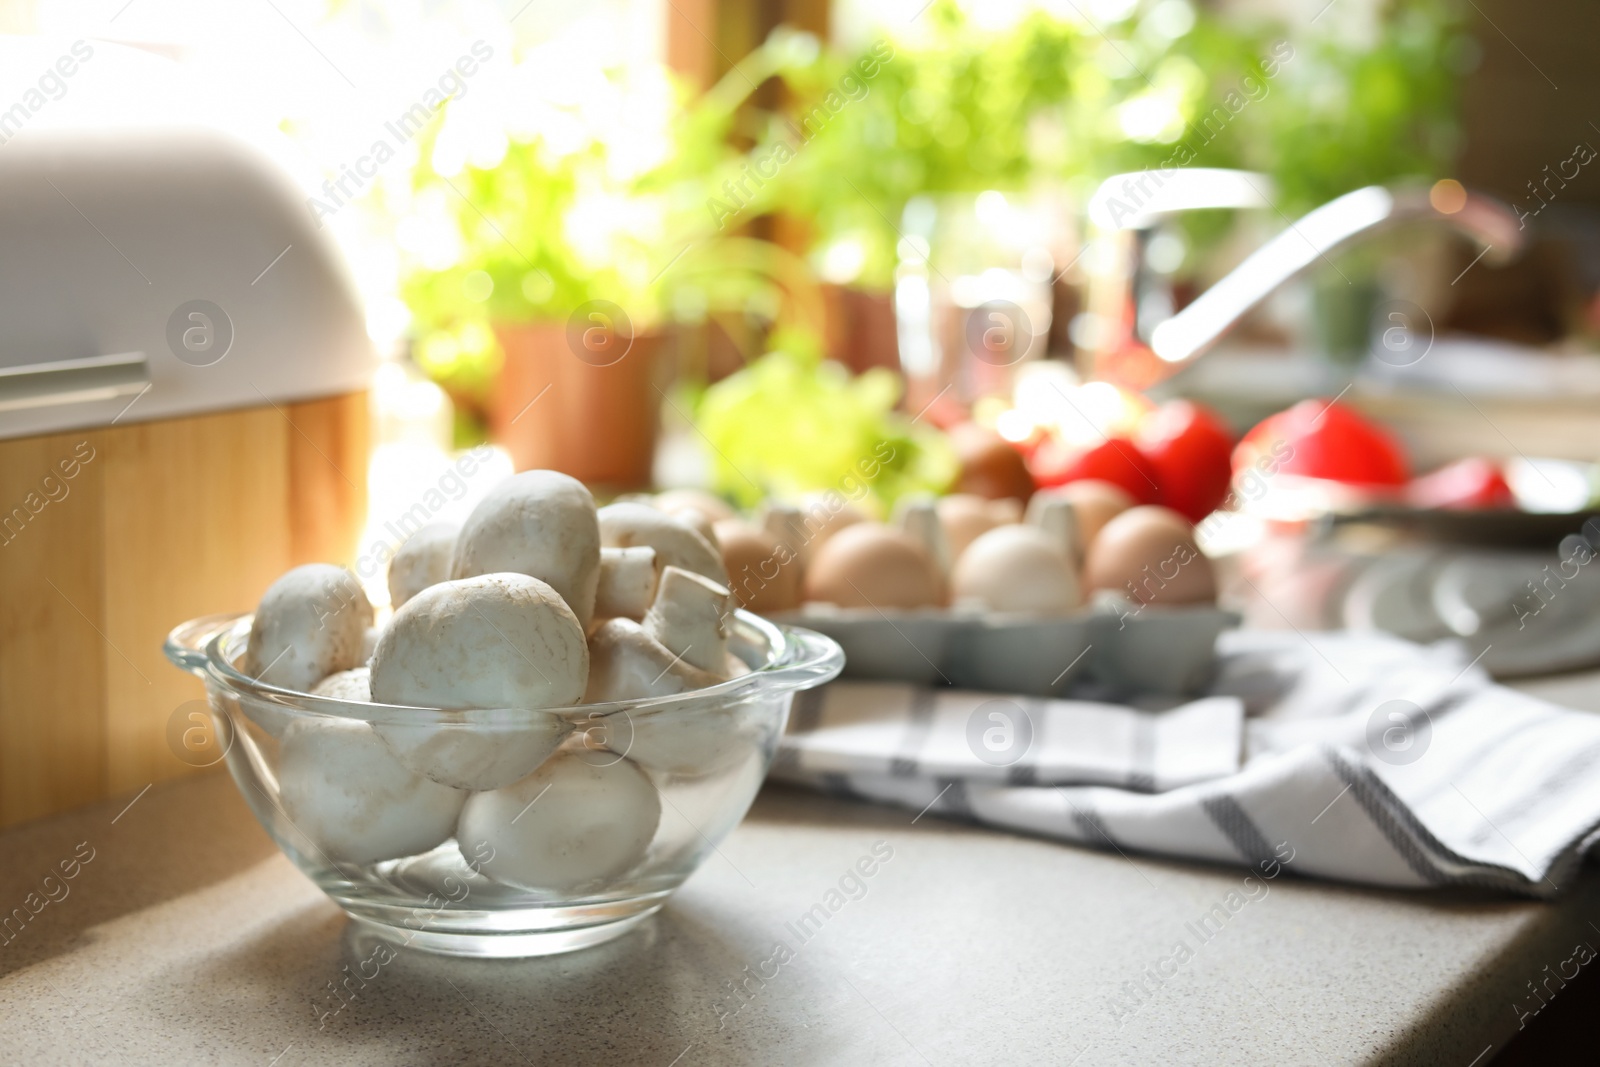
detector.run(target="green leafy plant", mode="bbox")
[749,0,1465,280]
[693,332,957,509]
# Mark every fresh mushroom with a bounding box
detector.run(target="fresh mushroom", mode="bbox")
[245,563,374,693]
[950,524,1081,614]
[451,470,601,626]
[458,751,661,891]
[643,565,732,674]
[598,501,728,586]
[311,667,370,702]
[585,618,726,702]
[368,573,583,790]
[278,715,466,865]
[387,522,459,609]
[360,626,381,665]
[582,630,754,777]
[593,545,660,621]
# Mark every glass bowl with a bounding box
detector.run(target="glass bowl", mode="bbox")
[165,609,842,958]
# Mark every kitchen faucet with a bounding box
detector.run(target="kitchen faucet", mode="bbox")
[1083,170,1526,381]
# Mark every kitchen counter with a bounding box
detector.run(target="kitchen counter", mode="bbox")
[4,673,1600,1066]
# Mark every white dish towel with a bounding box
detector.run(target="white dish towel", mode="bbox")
[771,630,1600,897]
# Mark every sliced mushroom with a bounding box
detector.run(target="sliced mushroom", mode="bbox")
[458,751,661,892]
[598,502,728,586]
[451,470,601,626]
[594,545,660,621]
[369,574,583,790]
[245,563,374,693]
[643,565,732,674]
[388,521,459,609]
[278,716,466,865]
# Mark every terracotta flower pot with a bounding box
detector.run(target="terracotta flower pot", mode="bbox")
[822,284,899,374]
[489,320,661,491]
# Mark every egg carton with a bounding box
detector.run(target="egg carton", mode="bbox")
[774,597,1239,697]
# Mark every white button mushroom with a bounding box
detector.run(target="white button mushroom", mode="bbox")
[458,751,661,892]
[643,565,732,674]
[598,502,728,586]
[387,522,459,609]
[950,524,1082,614]
[311,667,370,702]
[277,716,466,865]
[593,545,660,622]
[585,618,726,702]
[360,626,381,665]
[368,573,584,790]
[451,471,601,626]
[245,564,374,693]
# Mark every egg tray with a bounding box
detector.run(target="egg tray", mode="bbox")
[772,598,1240,698]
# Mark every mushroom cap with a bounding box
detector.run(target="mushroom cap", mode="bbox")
[713,519,800,614]
[451,470,601,626]
[370,572,589,711]
[1084,505,1216,606]
[950,524,1081,615]
[278,717,466,865]
[388,522,459,609]
[310,667,371,702]
[598,501,729,586]
[245,563,374,693]
[459,752,661,892]
[802,523,942,610]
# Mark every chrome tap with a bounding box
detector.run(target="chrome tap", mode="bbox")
[1082,170,1525,380]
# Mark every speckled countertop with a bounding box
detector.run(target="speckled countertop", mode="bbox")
[4,671,1600,1066]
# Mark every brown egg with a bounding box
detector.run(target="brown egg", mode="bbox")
[950,423,1036,502]
[714,519,801,614]
[1057,480,1136,550]
[937,494,1024,563]
[1084,506,1216,607]
[803,523,942,609]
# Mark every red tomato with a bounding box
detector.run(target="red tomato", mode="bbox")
[1137,400,1234,522]
[1233,400,1407,487]
[1030,435,1162,504]
[1407,458,1515,510]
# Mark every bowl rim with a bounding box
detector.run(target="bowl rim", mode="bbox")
[165,609,843,727]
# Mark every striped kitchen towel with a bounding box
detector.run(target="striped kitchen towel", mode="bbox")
[772,630,1600,898]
